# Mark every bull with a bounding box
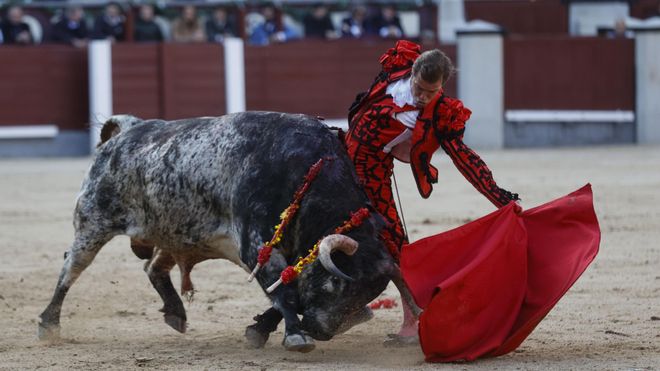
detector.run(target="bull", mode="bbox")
[38,112,420,352]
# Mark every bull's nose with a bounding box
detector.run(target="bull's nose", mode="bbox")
[300,316,333,341]
[336,306,374,334]
[306,330,332,341]
[301,325,333,341]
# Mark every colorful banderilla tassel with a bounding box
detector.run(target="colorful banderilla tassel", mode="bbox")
[248,157,327,282]
[266,207,370,293]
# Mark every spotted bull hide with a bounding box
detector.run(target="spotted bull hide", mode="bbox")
[38,112,408,352]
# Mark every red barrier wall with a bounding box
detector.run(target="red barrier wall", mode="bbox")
[112,43,226,120]
[160,44,226,119]
[244,39,456,118]
[504,36,634,110]
[465,0,568,35]
[0,38,634,131]
[112,44,161,119]
[630,0,660,19]
[0,46,88,130]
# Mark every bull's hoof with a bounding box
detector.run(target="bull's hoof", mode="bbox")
[37,322,60,341]
[282,334,315,353]
[244,324,269,349]
[164,314,187,333]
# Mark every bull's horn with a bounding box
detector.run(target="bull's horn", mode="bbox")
[318,234,358,281]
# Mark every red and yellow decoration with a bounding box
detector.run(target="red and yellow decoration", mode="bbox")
[368,298,398,310]
[247,158,327,282]
[266,207,371,293]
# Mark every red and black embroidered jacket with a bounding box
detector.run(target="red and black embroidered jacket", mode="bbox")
[346,40,519,208]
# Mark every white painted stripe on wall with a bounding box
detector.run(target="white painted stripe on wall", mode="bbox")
[0,125,59,139]
[506,110,635,122]
[224,37,246,114]
[458,32,505,149]
[88,40,113,152]
[636,30,660,143]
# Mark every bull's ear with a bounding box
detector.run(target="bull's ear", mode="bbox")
[98,120,119,147]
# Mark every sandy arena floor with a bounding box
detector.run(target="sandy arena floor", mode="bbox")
[0,145,658,370]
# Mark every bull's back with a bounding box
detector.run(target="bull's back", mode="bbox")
[80,112,343,246]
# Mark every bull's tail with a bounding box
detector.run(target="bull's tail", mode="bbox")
[98,115,143,147]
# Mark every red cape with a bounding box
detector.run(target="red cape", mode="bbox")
[400,184,600,362]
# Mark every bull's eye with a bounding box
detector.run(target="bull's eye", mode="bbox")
[322,277,340,292]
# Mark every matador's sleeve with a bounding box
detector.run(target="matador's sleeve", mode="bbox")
[439,137,520,208]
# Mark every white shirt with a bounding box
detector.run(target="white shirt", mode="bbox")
[385,76,419,128]
[383,77,419,158]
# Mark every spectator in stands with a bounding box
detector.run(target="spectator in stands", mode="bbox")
[249,4,299,46]
[51,5,88,48]
[91,2,125,41]
[172,5,205,43]
[419,29,437,47]
[205,7,236,43]
[134,4,163,42]
[370,5,404,38]
[606,18,634,39]
[341,5,367,38]
[1,5,33,45]
[303,3,338,40]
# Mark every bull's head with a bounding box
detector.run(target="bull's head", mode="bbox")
[295,218,397,341]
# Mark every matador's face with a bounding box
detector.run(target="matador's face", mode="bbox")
[411,74,443,109]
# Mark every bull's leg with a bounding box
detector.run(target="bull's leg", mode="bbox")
[273,293,315,353]
[248,231,312,351]
[38,233,112,340]
[244,307,282,348]
[144,248,187,333]
[130,238,154,260]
